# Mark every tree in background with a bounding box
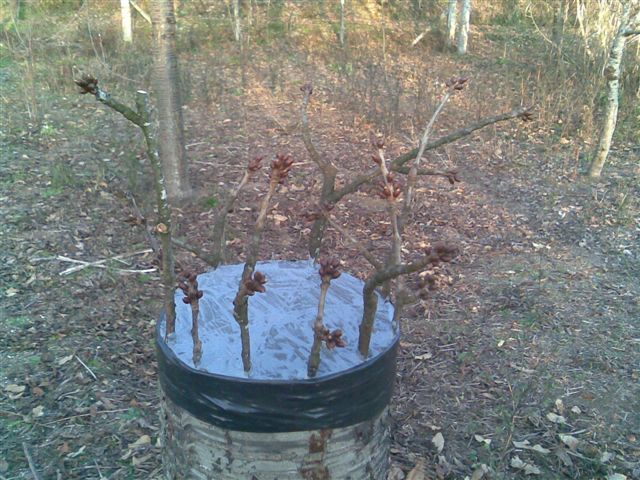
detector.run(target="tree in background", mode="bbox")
[121,0,132,43]
[151,0,192,201]
[457,0,471,54]
[447,0,457,49]
[588,1,640,178]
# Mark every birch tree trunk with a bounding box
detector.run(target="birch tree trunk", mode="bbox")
[151,0,191,201]
[588,1,639,178]
[447,0,457,49]
[121,0,132,42]
[233,0,242,43]
[457,0,471,54]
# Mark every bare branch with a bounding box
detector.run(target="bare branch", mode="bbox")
[358,243,458,357]
[232,155,293,372]
[326,216,382,269]
[329,105,533,203]
[300,83,339,259]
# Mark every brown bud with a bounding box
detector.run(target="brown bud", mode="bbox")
[74,74,99,95]
[325,329,346,349]
[248,156,263,172]
[319,257,341,281]
[271,154,294,183]
[182,297,191,304]
[300,83,313,95]
[371,153,382,165]
[369,132,385,149]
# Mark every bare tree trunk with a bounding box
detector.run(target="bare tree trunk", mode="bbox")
[457,0,471,54]
[446,0,457,49]
[552,0,568,57]
[151,0,191,201]
[233,0,242,43]
[588,2,638,178]
[121,0,132,42]
[340,0,346,46]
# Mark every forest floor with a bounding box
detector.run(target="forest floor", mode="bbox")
[1,22,639,480]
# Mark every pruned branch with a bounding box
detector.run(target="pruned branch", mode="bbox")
[210,156,262,267]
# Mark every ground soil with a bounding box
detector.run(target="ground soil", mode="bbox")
[1,19,639,480]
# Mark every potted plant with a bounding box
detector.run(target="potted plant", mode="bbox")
[75,75,531,479]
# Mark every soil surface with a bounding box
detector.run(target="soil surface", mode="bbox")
[1,18,639,480]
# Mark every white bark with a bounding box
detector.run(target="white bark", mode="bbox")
[457,0,471,54]
[160,394,391,479]
[447,0,457,49]
[588,1,638,178]
[121,0,132,42]
[233,0,241,42]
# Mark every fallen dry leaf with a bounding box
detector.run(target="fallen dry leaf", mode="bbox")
[4,384,26,394]
[546,412,566,424]
[128,434,151,449]
[558,434,579,450]
[405,459,425,480]
[432,432,445,453]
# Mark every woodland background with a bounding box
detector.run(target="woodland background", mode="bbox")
[0,1,639,479]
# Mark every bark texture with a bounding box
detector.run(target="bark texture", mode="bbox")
[160,392,391,479]
[588,1,638,178]
[447,0,457,48]
[151,0,191,201]
[121,0,132,42]
[457,0,471,54]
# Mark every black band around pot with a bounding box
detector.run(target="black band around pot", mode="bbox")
[156,318,399,433]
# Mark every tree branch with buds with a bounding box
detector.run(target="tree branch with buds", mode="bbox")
[307,258,345,377]
[75,75,178,339]
[179,272,204,366]
[358,243,458,357]
[402,77,467,232]
[232,154,293,373]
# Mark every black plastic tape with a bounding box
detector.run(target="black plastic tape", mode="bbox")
[156,318,399,433]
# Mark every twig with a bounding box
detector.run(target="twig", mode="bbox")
[75,76,177,338]
[179,272,204,366]
[402,80,461,231]
[358,244,457,357]
[129,0,151,24]
[299,83,339,259]
[22,443,43,480]
[307,259,343,377]
[74,355,98,381]
[232,154,293,372]
[43,408,131,425]
[54,250,154,275]
[328,105,533,204]
[210,157,262,267]
[134,90,177,339]
[326,217,382,269]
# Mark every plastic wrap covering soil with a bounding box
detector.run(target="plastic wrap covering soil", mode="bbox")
[156,260,399,432]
